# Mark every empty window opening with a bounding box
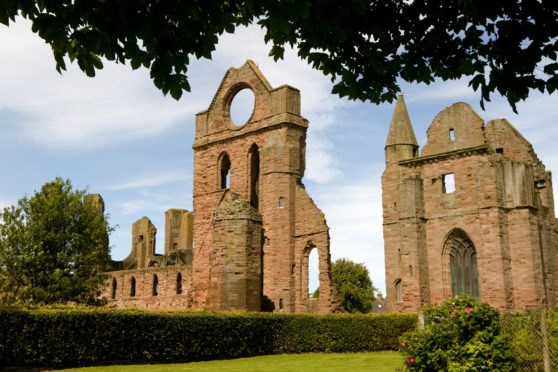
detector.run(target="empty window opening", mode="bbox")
[111,278,117,299]
[279,197,284,208]
[130,277,136,297]
[249,144,260,209]
[442,174,455,194]
[496,148,504,154]
[176,273,182,294]
[409,265,413,276]
[412,148,418,157]
[393,202,397,210]
[229,88,255,126]
[219,154,231,189]
[449,128,455,141]
[152,274,159,296]
[279,298,284,310]
[395,279,402,303]
[308,248,320,298]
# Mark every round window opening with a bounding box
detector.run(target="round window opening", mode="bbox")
[229,88,255,127]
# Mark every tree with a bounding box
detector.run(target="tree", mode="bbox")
[1,1,557,111]
[0,177,113,305]
[329,258,376,314]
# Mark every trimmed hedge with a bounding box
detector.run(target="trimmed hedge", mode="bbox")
[0,306,416,367]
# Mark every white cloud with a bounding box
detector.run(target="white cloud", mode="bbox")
[404,77,478,103]
[0,19,203,150]
[107,171,191,191]
[313,170,386,293]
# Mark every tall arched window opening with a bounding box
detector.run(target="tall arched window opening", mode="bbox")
[176,273,182,294]
[111,278,117,299]
[219,153,231,189]
[445,230,479,298]
[395,279,402,303]
[308,248,320,298]
[152,274,159,296]
[249,144,260,209]
[130,277,136,297]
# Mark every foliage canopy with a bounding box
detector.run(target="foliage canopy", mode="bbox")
[0,177,113,305]
[1,1,557,110]
[325,258,376,313]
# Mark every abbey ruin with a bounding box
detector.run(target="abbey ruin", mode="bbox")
[383,95,558,312]
[101,61,340,313]
[100,61,557,314]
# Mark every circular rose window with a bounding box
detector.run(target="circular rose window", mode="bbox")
[229,88,255,127]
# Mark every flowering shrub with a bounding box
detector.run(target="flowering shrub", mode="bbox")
[399,295,514,371]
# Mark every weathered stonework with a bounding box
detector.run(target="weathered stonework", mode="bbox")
[102,61,339,313]
[164,209,193,254]
[383,96,557,312]
[207,193,263,311]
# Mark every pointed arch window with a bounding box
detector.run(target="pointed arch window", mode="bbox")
[176,273,182,294]
[111,278,117,299]
[394,279,402,303]
[130,277,136,297]
[445,230,479,298]
[152,274,159,296]
[219,153,231,189]
[248,144,260,209]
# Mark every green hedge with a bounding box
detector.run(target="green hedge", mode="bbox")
[0,306,416,367]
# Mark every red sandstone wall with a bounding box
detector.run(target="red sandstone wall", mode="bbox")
[103,267,192,310]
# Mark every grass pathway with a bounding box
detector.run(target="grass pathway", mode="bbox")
[61,351,404,371]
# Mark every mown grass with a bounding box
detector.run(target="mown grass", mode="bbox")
[59,351,405,371]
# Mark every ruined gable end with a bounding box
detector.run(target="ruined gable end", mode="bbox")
[383,99,557,313]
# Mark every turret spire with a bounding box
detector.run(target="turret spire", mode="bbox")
[386,94,418,148]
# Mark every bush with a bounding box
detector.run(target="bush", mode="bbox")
[0,306,417,367]
[501,307,558,371]
[399,295,514,371]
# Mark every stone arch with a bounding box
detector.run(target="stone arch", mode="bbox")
[442,228,479,298]
[394,278,402,303]
[248,143,261,209]
[176,272,183,295]
[300,242,315,301]
[152,274,159,296]
[130,276,136,297]
[111,277,117,299]
[217,152,231,189]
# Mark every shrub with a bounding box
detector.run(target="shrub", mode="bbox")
[501,307,558,371]
[0,306,417,368]
[399,295,514,371]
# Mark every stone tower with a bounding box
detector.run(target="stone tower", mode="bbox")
[207,193,263,311]
[383,99,557,312]
[192,60,339,313]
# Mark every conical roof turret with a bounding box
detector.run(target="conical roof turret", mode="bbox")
[386,94,418,148]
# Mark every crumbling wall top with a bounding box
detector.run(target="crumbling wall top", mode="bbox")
[421,102,485,157]
[193,60,307,148]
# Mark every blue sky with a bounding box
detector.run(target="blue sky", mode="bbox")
[1,19,558,296]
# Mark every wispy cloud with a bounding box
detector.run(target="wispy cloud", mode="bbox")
[313,170,386,293]
[107,171,191,191]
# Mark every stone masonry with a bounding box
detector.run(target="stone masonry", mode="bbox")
[383,95,558,312]
[102,61,339,313]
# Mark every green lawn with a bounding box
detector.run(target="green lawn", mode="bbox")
[60,352,405,372]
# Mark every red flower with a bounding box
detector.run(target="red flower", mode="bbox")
[466,307,473,313]
[407,358,414,363]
